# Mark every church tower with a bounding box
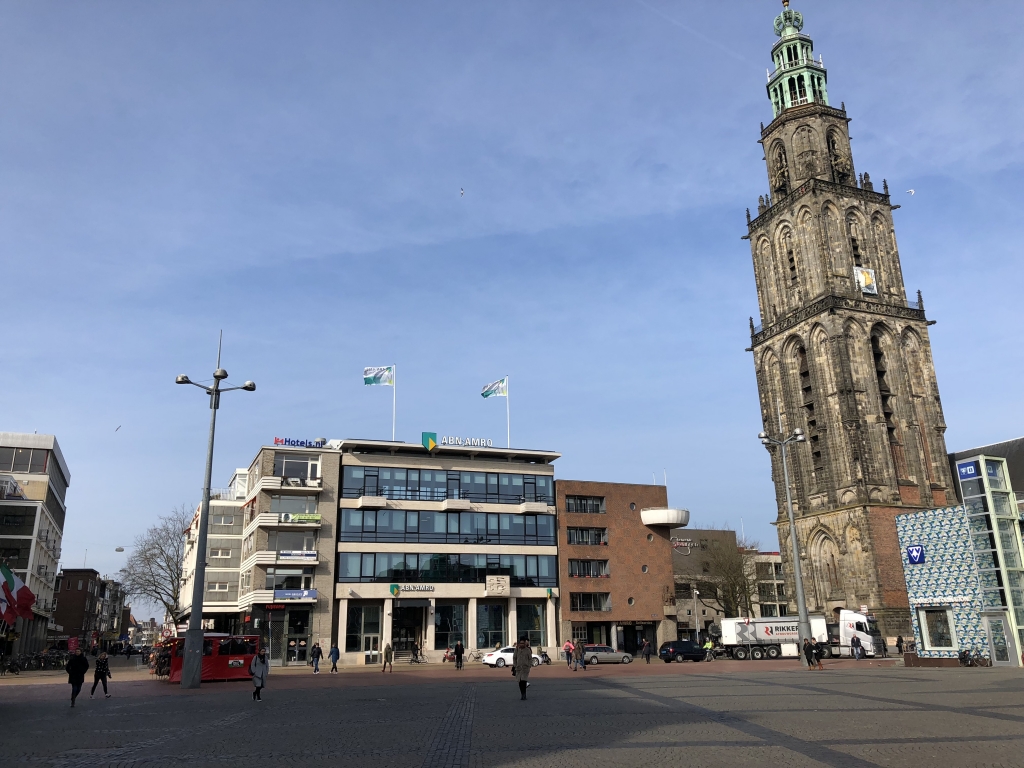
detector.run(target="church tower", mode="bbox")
[746,2,954,636]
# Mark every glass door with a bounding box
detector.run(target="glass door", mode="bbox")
[984,615,1013,665]
[363,635,379,665]
[269,619,285,667]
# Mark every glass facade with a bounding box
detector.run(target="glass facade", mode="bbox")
[336,552,557,587]
[957,456,1024,651]
[342,466,553,504]
[477,603,506,648]
[339,509,555,545]
[434,602,465,650]
[516,601,546,647]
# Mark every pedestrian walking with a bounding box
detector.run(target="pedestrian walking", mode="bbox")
[382,643,393,673]
[512,636,533,700]
[562,639,574,667]
[802,638,815,670]
[249,647,269,701]
[328,643,340,673]
[850,634,862,660]
[454,640,464,670]
[642,640,652,664]
[895,635,904,655]
[571,641,583,671]
[90,652,112,699]
[310,642,323,674]
[66,648,89,707]
[811,639,825,670]
[411,640,420,663]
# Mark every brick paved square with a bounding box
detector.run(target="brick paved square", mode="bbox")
[3,662,1023,767]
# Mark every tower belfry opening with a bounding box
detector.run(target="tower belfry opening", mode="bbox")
[746,2,953,637]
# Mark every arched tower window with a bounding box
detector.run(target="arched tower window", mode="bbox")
[770,143,790,196]
[797,345,825,482]
[827,130,852,184]
[813,536,843,603]
[846,215,868,268]
[871,331,908,479]
[796,75,807,103]
[781,228,798,285]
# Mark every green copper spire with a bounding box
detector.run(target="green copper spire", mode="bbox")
[766,1,829,118]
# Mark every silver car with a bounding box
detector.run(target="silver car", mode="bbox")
[584,645,633,664]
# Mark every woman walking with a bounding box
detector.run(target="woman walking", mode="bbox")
[802,639,815,671]
[66,648,89,707]
[382,643,393,673]
[811,639,825,670]
[249,647,269,701]
[90,652,112,698]
[328,643,340,673]
[512,636,533,700]
[562,639,574,668]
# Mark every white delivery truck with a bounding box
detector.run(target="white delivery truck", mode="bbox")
[719,610,882,660]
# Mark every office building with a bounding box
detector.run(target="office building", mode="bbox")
[745,5,954,637]
[555,480,679,655]
[0,432,70,654]
[53,568,103,651]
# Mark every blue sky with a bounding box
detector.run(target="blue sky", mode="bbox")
[2,1,1022,617]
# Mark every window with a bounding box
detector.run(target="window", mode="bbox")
[270,496,319,518]
[339,509,556,546]
[565,496,605,514]
[341,466,553,504]
[207,582,229,592]
[566,527,607,545]
[434,603,465,650]
[266,567,313,590]
[336,552,557,587]
[760,604,778,617]
[918,608,957,650]
[209,549,232,558]
[569,593,611,612]
[211,515,235,525]
[273,454,319,481]
[0,447,48,474]
[516,601,546,647]
[755,562,775,579]
[758,583,777,601]
[568,559,609,578]
[477,603,506,648]
[268,531,316,553]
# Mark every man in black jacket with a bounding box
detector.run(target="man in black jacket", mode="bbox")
[66,649,90,707]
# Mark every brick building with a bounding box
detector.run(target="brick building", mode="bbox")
[53,568,103,650]
[555,480,680,655]
[745,5,954,637]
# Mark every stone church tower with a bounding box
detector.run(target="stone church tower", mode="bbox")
[746,3,954,636]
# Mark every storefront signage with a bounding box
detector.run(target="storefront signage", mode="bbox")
[274,437,325,448]
[906,545,925,565]
[273,589,317,600]
[957,461,980,481]
[441,436,494,447]
[671,537,696,554]
[279,513,321,523]
[264,604,286,610]
[389,584,434,595]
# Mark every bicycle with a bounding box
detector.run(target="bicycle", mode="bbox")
[467,650,483,663]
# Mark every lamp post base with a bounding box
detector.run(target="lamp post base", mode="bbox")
[180,628,205,689]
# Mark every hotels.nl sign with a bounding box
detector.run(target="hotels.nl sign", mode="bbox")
[274,437,325,448]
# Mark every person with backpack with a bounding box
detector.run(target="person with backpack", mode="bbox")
[249,647,269,701]
[90,652,112,698]
[562,639,574,668]
[66,648,90,707]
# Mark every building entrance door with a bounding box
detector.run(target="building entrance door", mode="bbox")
[269,618,285,667]
[392,606,425,657]
[285,608,310,665]
[983,614,1015,666]
[363,634,379,665]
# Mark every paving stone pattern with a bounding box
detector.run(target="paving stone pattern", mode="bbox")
[5,667,1024,767]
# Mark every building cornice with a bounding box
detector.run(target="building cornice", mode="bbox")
[749,177,891,232]
[751,293,926,348]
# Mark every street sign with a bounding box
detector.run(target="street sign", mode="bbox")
[161,628,172,638]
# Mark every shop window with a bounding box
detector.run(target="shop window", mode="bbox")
[477,603,506,648]
[918,608,957,650]
[517,601,546,647]
[346,604,381,654]
[434,603,466,650]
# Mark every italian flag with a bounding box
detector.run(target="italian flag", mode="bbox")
[0,563,35,621]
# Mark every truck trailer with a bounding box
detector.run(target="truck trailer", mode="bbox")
[719,610,882,660]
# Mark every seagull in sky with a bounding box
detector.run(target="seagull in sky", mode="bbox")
[460,188,464,197]
[906,189,915,195]
[115,425,121,432]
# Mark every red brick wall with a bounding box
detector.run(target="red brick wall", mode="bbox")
[555,480,673,626]
[865,505,910,610]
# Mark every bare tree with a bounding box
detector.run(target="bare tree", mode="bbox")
[698,530,761,618]
[118,504,193,619]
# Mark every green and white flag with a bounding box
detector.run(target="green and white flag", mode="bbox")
[481,377,507,398]
[364,366,395,386]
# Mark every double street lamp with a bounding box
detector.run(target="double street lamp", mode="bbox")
[758,401,812,663]
[176,345,254,689]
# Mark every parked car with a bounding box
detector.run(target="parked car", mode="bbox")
[658,640,705,663]
[583,645,632,664]
[481,647,542,668]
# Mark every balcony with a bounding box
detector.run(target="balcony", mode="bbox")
[251,476,323,496]
[640,508,690,527]
[247,512,323,530]
[247,550,320,566]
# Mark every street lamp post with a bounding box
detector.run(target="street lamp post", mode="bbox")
[759,399,812,664]
[176,339,254,689]
[692,589,700,643]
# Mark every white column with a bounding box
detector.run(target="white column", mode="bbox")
[468,598,478,650]
[426,599,436,655]
[546,597,557,653]
[507,597,517,645]
[383,598,393,655]
[336,598,348,657]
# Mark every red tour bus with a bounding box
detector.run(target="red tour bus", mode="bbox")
[166,633,261,683]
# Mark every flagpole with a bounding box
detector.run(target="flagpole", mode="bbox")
[505,375,510,448]
[392,365,396,442]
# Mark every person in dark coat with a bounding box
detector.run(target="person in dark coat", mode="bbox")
[811,639,825,670]
[802,638,815,670]
[454,640,464,670]
[91,652,112,698]
[310,642,323,674]
[895,635,904,654]
[328,643,340,674]
[66,648,90,707]
[641,640,652,664]
[512,636,533,700]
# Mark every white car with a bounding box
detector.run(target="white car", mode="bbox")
[481,647,542,668]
